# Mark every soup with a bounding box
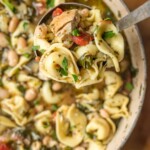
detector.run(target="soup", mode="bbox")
[0,0,134,150]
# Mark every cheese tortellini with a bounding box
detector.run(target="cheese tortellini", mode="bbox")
[34,110,52,134]
[94,20,124,72]
[1,96,31,126]
[104,71,123,99]
[76,89,101,112]
[104,94,129,119]
[40,43,79,84]
[86,116,116,144]
[56,104,87,147]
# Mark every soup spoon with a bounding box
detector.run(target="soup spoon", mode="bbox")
[37,1,150,32]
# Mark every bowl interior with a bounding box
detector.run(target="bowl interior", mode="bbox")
[103,0,147,149]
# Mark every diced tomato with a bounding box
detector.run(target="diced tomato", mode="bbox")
[72,33,93,46]
[52,8,63,18]
[0,143,11,150]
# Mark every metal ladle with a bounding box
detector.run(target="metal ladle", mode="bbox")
[37,1,150,32]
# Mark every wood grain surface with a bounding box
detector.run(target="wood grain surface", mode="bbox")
[122,0,150,150]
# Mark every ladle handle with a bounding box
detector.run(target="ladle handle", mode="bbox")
[116,0,150,31]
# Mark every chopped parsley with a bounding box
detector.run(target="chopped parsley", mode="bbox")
[46,0,54,8]
[33,100,40,106]
[18,85,26,93]
[51,104,59,111]
[125,82,134,91]
[104,18,112,21]
[59,57,68,76]
[32,45,40,51]
[39,49,46,54]
[23,53,30,58]
[23,22,29,30]
[102,31,116,40]
[72,74,78,82]
[72,28,80,36]
[2,0,16,13]
[43,121,50,128]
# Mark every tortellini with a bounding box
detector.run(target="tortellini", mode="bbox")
[76,89,101,112]
[104,94,129,119]
[39,43,79,83]
[94,20,124,72]
[86,115,116,144]
[0,116,16,133]
[0,10,9,33]
[34,110,52,134]
[17,72,42,89]
[41,81,63,104]
[104,71,123,99]
[39,43,106,88]
[1,96,31,126]
[2,76,22,96]
[56,104,87,147]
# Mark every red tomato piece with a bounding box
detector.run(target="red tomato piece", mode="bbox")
[0,143,11,150]
[72,33,93,46]
[52,8,63,17]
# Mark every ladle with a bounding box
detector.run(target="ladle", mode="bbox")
[37,1,150,32]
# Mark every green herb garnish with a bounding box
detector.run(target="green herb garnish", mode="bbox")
[33,100,40,106]
[32,45,40,51]
[43,121,50,128]
[86,132,96,139]
[78,55,93,69]
[104,18,112,21]
[59,57,68,76]
[2,0,16,13]
[51,104,58,111]
[46,0,55,8]
[23,53,30,58]
[102,31,116,40]
[18,85,26,93]
[39,49,46,54]
[72,28,80,36]
[125,82,134,91]
[23,22,29,30]
[72,74,78,82]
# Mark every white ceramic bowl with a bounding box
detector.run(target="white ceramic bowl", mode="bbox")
[104,0,147,149]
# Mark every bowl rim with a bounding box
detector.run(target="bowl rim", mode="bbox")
[116,0,147,149]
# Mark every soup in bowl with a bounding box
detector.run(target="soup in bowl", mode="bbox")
[0,0,146,150]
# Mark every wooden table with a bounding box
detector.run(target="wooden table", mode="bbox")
[122,0,150,150]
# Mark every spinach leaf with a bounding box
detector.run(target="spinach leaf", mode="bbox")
[2,0,16,13]
[78,55,93,69]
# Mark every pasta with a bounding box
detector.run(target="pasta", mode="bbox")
[104,94,129,119]
[56,104,87,147]
[0,0,133,149]
[1,96,30,126]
